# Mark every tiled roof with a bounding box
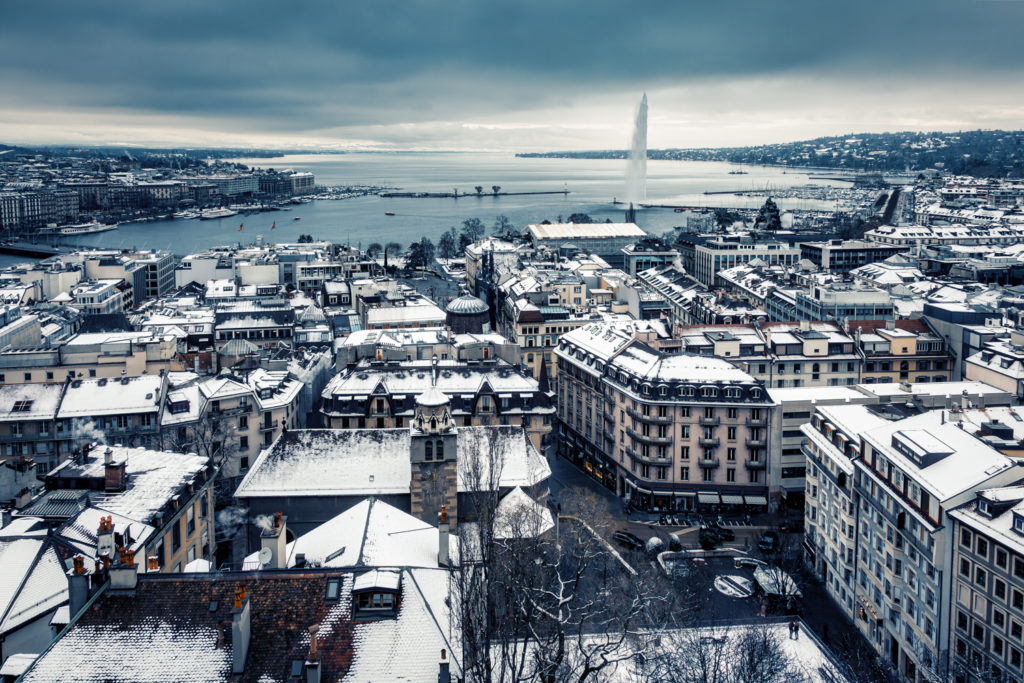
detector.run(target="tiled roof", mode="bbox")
[21,568,458,683]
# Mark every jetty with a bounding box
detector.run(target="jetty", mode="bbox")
[378,189,569,199]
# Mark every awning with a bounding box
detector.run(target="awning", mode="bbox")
[721,494,744,505]
[697,491,720,504]
[676,491,696,498]
[744,495,768,506]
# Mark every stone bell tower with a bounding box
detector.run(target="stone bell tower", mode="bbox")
[410,382,459,529]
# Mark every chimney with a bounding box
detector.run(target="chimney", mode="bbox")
[97,515,115,561]
[14,487,31,509]
[260,512,288,569]
[232,586,251,675]
[104,450,126,492]
[147,555,159,572]
[885,318,895,331]
[439,648,451,683]
[67,555,92,619]
[438,506,450,567]
[305,625,321,683]
[109,549,138,592]
[961,390,969,411]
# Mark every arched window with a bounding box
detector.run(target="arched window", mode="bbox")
[899,360,909,380]
[436,440,444,459]
[425,441,434,460]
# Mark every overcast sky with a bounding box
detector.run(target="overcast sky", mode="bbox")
[3,1,1024,151]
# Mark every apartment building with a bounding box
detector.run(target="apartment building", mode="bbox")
[162,370,303,480]
[948,487,1024,682]
[321,357,553,452]
[803,405,1022,681]
[853,320,954,385]
[800,239,906,273]
[0,331,179,385]
[692,238,800,288]
[36,444,215,574]
[555,321,774,512]
[965,333,1024,398]
[502,297,597,380]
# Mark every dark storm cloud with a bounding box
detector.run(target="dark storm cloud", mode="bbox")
[2,0,1023,140]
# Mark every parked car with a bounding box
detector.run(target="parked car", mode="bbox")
[699,525,732,550]
[758,530,780,553]
[734,556,768,570]
[612,530,644,551]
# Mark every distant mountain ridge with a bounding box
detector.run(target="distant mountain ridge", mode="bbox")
[517,129,1024,177]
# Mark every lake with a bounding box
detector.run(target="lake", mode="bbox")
[9,153,849,263]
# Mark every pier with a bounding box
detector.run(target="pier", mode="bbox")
[378,189,569,199]
[0,240,100,258]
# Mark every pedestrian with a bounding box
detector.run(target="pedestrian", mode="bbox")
[791,620,800,639]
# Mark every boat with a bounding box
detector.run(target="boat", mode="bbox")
[728,170,749,175]
[294,216,301,220]
[200,207,239,220]
[59,221,119,236]
[385,211,395,216]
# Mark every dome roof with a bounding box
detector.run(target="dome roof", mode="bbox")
[446,294,488,315]
[416,386,450,408]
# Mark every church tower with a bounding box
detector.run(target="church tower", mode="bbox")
[409,370,459,529]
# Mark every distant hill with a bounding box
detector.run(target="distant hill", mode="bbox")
[517,130,1024,177]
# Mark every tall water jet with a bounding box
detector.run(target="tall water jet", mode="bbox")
[625,93,648,206]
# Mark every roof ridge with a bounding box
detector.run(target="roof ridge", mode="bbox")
[0,537,46,629]
[356,498,374,566]
[405,569,461,672]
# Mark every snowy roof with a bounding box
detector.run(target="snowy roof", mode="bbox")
[47,447,209,523]
[365,304,446,326]
[492,487,554,540]
[527,222,646,241]
[0,653,36,677]
[20,568,459,683]
[56,507,155,560]
[323,359,542,399]
[0,535,67,637]
[57,376,163,418]
[446,294,488,315]
[0,382,64,421]
[242,497,454,570]
[352,568,401,592]
[235,426,550,500]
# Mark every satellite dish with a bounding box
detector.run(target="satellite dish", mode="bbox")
[259,547,273,566]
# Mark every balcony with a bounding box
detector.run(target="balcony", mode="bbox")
[745,459,766,470]
[698,457,720,468]
[626,407,672,425]
[699,437,720,449]
[746,417,767,428]
[626,427,672,446]
[745,438,767,449]
[699,416,720,427]
[258,419,279,431]
[210,404,253,417]
[603,412,615,426]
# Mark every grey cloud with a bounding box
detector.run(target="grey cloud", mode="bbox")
[2,1,1024,145]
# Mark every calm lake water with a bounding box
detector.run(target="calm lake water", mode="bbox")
[7,153,848,264]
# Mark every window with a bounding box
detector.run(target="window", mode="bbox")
[435,440,444,459]
[239,436,248,449]
[326,579,341,600]
[172,519,181,552]
[239,415,248,429]
[727,468,735,482]
[425,441,433,460]
[680,467,689,481]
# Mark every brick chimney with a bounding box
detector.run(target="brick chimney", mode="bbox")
[438,506,450,567]
[109,548,138,593]
[67,555,92,619]
[104,449,127,492]
[305,624,320,683]
[439,648,451,683]
[232,586,251,675]
[260,512,287,569]
[97,515,114,562]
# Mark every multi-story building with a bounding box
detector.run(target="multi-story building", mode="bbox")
[965,332,1024,398]
[692,237,801,288]
[56,375,167,452]
[525,222,647,268]
[762,321,861,388]
[334,327,519,369]
[800,239,906,273]
[948,487,1024,682]
[0,331,179,385]
[464,236,526,297]
[33,444,216,574]
[207,174,258,197]
[289,171,315,195]
[803,405,1022,682]
[501,297,597,380]
[853,320,954,385]
[793,282,895,322]
[555,321,774,512]
[634,265,703,330]
[0,382,65,474]
[72,279,129,315]
[162,369,303,480]
[620,239,679,276]
[321,357,553,452]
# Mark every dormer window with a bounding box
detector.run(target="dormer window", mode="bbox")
[1013,514,1024,536]
[978,499,993,518]
[352,569,401,619]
